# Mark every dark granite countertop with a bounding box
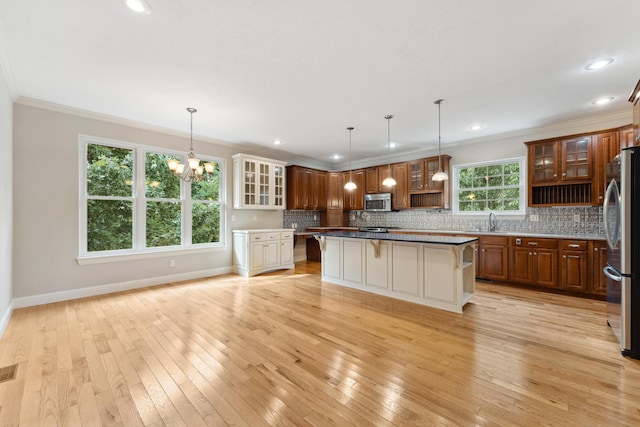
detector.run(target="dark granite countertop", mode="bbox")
[312,231,478,246]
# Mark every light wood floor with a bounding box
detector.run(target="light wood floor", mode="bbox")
[1,261,639,426]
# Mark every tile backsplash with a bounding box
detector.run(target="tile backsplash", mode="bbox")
[284,207,603,236]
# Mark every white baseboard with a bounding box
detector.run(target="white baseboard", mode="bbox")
[0,301,14,337]
[12,267,233,309]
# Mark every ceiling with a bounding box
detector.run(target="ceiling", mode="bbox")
[1,0,639,167]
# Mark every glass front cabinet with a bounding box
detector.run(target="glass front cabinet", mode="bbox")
[233,154,287,209]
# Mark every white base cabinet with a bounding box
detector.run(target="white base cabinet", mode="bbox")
[233,229,295,276]
[316,235,476,314]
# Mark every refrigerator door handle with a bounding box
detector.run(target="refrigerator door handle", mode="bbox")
[603,265,622,282]
[602,179,620,249]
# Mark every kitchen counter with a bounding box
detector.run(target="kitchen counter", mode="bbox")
[390,229,605,240]
[313,231,477,245]
[313,232,477,313]
[303,227,604,241]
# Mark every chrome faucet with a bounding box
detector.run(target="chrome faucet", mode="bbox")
[488,212,497,232]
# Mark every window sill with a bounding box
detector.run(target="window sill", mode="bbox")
[77,245,227,265]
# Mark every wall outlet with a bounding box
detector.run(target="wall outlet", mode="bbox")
[253,215,257,221]
[530,214,539,222]
[573,214,581,222]
[231,215,235,222]
[169,259,175,267]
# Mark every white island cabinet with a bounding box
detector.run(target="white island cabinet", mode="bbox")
[314,232,477,314]
[233,229,295,277]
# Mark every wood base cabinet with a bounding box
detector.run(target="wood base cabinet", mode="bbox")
[477,236,509,281]
[560,240,588,292]
[509,237,558,288]
[590,241,608,295]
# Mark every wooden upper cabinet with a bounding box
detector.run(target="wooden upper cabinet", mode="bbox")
[342,169,365,210]
[365,166,388,194]
[629,79,640,146]
[528,137,593,184]
[409,156,449,192]
[327,171,343,211]
[619,126,634,150]
[529,141,559,184]
[560,136,593,181]
[312,170,327,210]
[286,166,326,210]
[391,162,409,210]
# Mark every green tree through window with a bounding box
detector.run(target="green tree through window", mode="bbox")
[81,138,223,256]
[455,159,524,213]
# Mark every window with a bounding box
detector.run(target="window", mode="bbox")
[80,136,224,259]
[453,157,525,215]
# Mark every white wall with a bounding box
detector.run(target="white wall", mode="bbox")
[12,102,283,303]
[0,67,13,333]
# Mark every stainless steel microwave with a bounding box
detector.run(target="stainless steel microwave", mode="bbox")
[364,193,392,212]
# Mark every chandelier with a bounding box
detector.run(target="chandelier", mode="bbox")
[167,107,215,183]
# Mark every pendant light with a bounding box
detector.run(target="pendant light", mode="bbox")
[344,127,357,190]
[166,107,215,183]
[382,114,396,187]
[432,99,449,181]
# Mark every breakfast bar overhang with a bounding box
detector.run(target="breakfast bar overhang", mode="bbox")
[313,232,478,314]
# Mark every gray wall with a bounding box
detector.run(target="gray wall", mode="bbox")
[0,67,12,332]
[12,103,283,301]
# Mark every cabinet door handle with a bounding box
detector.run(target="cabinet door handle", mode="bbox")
[528,242,538,246]
[568,244,580,248]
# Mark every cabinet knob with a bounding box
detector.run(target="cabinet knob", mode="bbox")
[563,255,566,258]
[554,174,557,178]
[529,252,533,255]
[534,252,538,255]
[594,248,598,251]
[482,249,486,252]
[562,173,566,177]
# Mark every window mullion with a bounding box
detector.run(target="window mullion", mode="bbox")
[136,148,146,250]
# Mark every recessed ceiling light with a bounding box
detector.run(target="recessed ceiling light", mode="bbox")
[592,96,614,105]
[125,0,152,14]
[585,58,614,70]
[470,124,482,131]
[273,140,282,145]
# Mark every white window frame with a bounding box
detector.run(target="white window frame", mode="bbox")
[452,156,526,217]
[78,135,226,263]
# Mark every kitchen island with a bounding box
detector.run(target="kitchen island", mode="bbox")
[313,231,478,313]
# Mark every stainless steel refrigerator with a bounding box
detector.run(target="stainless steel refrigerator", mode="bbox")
[603,146,640,359]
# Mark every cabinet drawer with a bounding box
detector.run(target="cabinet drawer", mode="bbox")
[266,233,280,241]
[249,233,267,242]
[281,231,294,240]
[510,237,558,249]
[560,240,587,251]
[479,235,509,246]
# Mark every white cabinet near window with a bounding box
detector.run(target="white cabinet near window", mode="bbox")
[233,229,295,276]
[232,154,287,210]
